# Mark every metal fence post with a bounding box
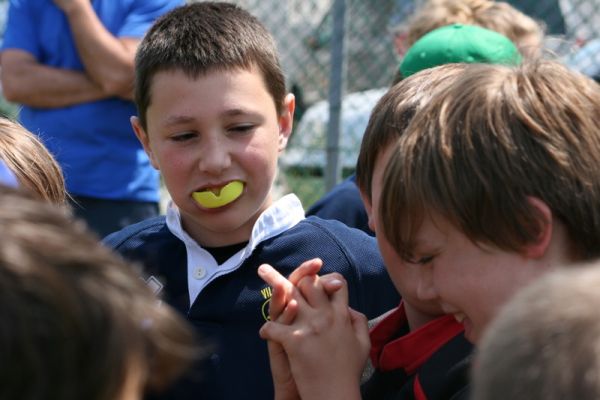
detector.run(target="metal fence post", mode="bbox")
[325,0,347,191]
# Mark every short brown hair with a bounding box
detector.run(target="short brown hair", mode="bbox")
[356,64,468,201]
[0,117,66,204]
[381,60,600,261]
[0,187,198,400]
[474,265,600,400]
[405,0,543,56]
[134,2,287,129]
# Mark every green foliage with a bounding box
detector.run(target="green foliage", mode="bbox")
[284,171,325,211]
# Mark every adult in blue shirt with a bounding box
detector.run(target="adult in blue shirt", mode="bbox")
[0,159,17,188]
[0,0,183,237]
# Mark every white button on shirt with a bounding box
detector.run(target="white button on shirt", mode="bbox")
[193,267,206,280]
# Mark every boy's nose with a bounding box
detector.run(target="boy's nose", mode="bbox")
[415,266,438,301]
[198,137,231,174]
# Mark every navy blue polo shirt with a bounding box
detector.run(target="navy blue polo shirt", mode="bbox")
[105,194,399,399]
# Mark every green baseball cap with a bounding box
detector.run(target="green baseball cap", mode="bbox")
[399,24,522,78]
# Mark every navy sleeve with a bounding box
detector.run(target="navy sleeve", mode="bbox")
[306,175,374,236]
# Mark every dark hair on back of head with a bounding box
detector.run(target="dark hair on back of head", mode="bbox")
[134,2,286,129]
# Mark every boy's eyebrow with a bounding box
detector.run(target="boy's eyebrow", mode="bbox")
[411,236,442,252]
[162,109,262,128]
[222,108,262,118]
[163,115,196,127]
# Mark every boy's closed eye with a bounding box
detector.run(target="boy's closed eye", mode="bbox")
[227,123,256,134]
[171,132,197,142]
[404,254,436,266]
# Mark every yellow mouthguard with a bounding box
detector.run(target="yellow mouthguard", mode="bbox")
[192,180,244,209]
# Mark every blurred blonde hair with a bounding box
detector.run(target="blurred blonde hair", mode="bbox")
[474,264,600,400]
[0,117,66,204]
[405,0,543,57]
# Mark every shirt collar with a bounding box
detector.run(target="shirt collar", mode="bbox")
[165,194,305,307]
[370,302,465,373]
[165,193,305,251]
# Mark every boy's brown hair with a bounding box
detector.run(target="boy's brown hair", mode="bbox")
[474,265,600,400]
[380,60,600,261]
[0,117,66,204]
[0,186,198,400]
[405,0,543,56]
[356,63,468,201]
[134,2,287,129]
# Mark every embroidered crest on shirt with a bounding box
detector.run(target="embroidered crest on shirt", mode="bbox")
[261,286,273,321]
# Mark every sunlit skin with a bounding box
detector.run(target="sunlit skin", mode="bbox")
[116,357,146,400]
[132,67,294,247]
[361,144,444,330]
[407,201,573,343]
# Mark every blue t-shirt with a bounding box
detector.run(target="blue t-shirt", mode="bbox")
[2,0,183,201]
[0,159,18,187]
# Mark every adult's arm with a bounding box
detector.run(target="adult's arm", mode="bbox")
[54,0,138,99]
[1,49,108,108]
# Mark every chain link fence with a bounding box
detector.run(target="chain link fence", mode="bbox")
[232,0,412,207]
[0,1,597,209]
[209,0,599,210]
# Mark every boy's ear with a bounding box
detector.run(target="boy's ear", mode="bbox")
[359,189,376,233]
[277,93,295,151]
[522,196,553,259]
[130,116,159,170]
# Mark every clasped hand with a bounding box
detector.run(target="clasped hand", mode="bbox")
[258,259,370,400]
